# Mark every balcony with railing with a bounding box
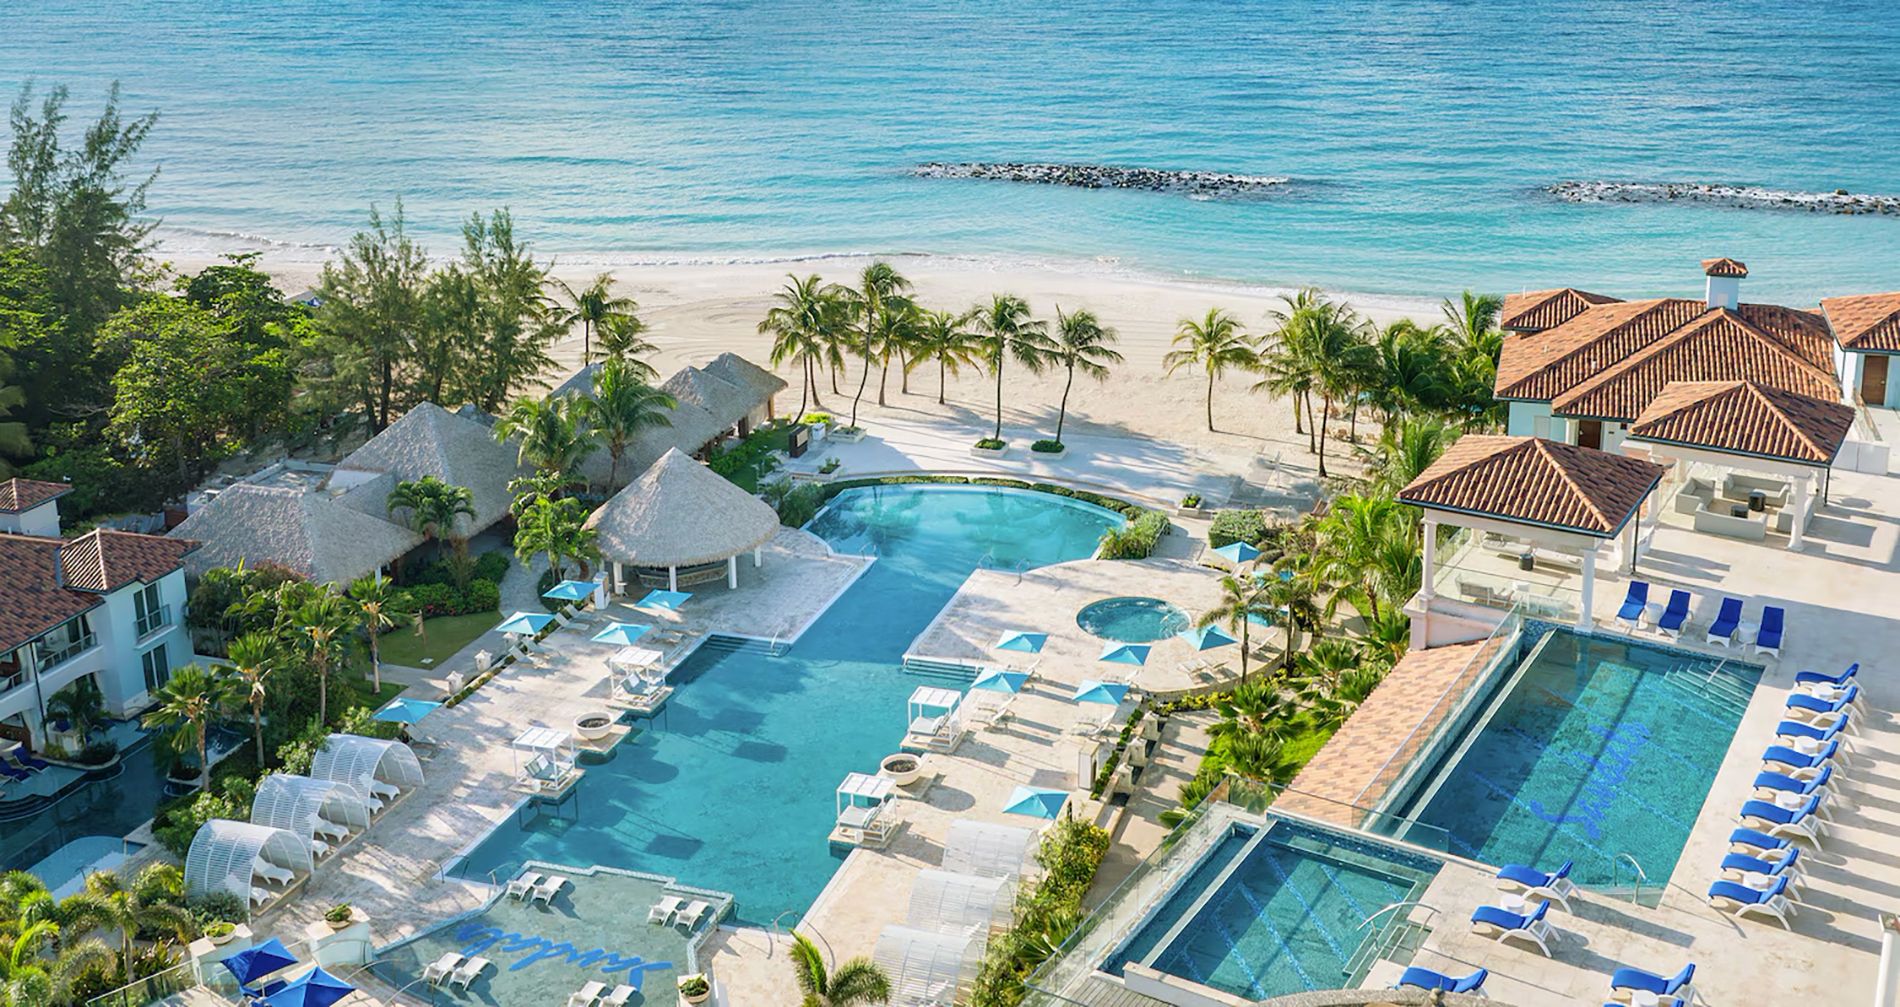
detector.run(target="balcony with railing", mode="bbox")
[136,603,172,640]
[34,629,98,672]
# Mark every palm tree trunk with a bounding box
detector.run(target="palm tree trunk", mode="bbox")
[1303,392,1317,452]
[317,667,328,727]
[252,703,265,764]
[849,341,872,429]
[1205,370,1216,431]
[1318,394,1331,477]
[992,353,1006,442]
[1239,621,1250,684]
[795,359,810,425]
[1056,365,1075,444]
[1348,395,1359,440]
[899,348,911,394]
[583,319,592,364]
[938,358,947,405]
[1292,395,1304,435]
[877,351,889,406]
[830,361,841,395]
[370,638,382,690]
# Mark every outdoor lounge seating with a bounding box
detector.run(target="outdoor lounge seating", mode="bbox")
[1755,605,1785,657]
[1394,966,1486,994]
[423,953,464,986]
[1799,680,1864,713]
[1615,582,1649,628]
[648,895,685,925]
[601,984,635,1007]
[506,871,545,900]
[1740,797,1827,848]
[675,899,712,931]
[447,956,491,991]
[1706,596,1743,645]
[1609,963,1695,1003]
[1776,718,1854,753]
[530,874,568,906]
[1785,694,1859,734]
[251,856,293,887]
[1729,827,1795,859]
[1793,662,1857,688]
[1655,590,1691,639]
[1469,900,1557,956]
[1720,851,1804,894]
[1495,860,1577,911]
[1754,767,1834,809]
[1708,877,1797,928]
[567,981,607,1007]
[1762,742,1843,779]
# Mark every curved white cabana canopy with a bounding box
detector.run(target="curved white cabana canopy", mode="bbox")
[310,734,424,800]
[251,773,373,840]
[907,869,1012,933]
[184,820,312,907]
[873,924,981,1007]
[941,820,1036,879]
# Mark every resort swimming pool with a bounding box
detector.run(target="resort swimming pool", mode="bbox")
[454,485,1122,923]
[1076,596,1190,643]
[1110,820,1439,1000]
[1390,627,1761,888]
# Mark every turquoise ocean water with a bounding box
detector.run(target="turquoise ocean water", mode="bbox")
[2,1,1897,300]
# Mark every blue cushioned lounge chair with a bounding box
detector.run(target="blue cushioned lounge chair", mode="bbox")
[1395,966,1487,994]
[1470,900,1557,956]
[1720,851,1804,896]
[1495,860,1577,911]
[1776,718,1853,754]
[1762,741,1844,778]
[1706,596,1743,645]
[1708,877,1796,928]
[1615,581,1649,629]
[1793,662,1857,688]
[1656,590,1691,639]
[1610,963,1695,1002]
[1740,796,1826,847]
[1754,605,1784,657]
[1786,693,1859,734]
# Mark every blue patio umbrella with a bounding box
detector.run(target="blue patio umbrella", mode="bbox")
[1003,785,1069,820]
[1179,624,1238,651]
[970,668,1029,694]
[258,967,355,1007]
[636,589,692,611]
[591,622,654,646]
[1099,642,1151,666]
[1072,681,1130,706]
[372,697,441,725]
[220,937,296,987]
[1212,541,1262,565]
[993,630,1048,654]
[495,611,553,635]
[542,579,600,602]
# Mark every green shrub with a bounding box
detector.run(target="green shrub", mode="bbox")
[1098,510,1169,559]
[969,816,1111,1007]
[462,578,501,613]
[407,583,459,617]
[1208,509,1270,549]
[1030,439,1063,453]
[1181,493,1202,508]
[974,437,1007,450]
[774,484,826,528]
[473,550,510,583]
[76,740,120,765]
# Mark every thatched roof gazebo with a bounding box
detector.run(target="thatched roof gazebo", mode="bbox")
[169,483,423,584]
[585,448,782,592]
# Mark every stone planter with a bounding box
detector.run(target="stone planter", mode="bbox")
[206,926,237,946]
[970,443,1008,459]
[574,712,615,742]
[830,427,867,444]
[678,975,712,1005]
[1176,504,1205,518]
[1030,445,1067,460]
[880,753,924,786]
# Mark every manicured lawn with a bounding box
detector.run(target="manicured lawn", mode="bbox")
[375,612,498,668]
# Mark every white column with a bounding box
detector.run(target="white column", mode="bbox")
[1877,914,1900,1007]
[1789,473,1813,551]
[1419,517,1439,600]
[668,565,678,592]
[1577,547,1597,630]
[727,555,738,589]
[612,562,624,596]
[753,546,763,568]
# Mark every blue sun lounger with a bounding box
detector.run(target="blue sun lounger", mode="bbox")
[1776,718,1851,752]
[1470,900,1557,955]
[1610,963,1695,1002]
[1708,876,1797,927]
[1740,796,1826,847]
[1706,596,1743,645]
[1395,966,1487,994]
[1495,860,1577,910]
[1786,692,1857,732]
[1615,581,1649,628]
[1729,826,1794,858]
[1754,605,1784,656]
[1793,662,1857,688]
[1655,589,1691,639]
[1721,849,1802,886]
[1754,767,1832,804]
[1762,742,1842,778]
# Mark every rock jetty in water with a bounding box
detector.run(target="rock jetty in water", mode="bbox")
[914,162,1290,197]
[1547,181,1900,216]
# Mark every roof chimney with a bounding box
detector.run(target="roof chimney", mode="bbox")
[1701,257,1747,310]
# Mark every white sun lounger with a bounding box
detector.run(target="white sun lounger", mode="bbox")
[530,874,568,905]
[423,953,464,986]
[600,984,635,1007]
[252,856,294,886]
[674,899,712,930]
[313,818,349,842]
[369,779,401,801]
[249,885,272,907]
[309,839,331,858]
[506,871,546,900]
[447,956,491,991]
[566,981,606,1007]
[648,895,686,924]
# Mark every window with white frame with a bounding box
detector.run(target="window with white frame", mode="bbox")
[141,643,170,693]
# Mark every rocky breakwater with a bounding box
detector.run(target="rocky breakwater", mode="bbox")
[1547,181,1900,216]
[914,162,1290,198]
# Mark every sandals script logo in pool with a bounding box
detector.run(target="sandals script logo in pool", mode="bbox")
[455,923,675,988]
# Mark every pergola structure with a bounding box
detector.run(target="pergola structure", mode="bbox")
[184,820,312,916]
[940,820,1036,880]
[585,448,781,593]
[873,924,981,1007]
[250,774,372,853]
[1400,435,1664,648]
[309,734,423,809]
[907,868,1013,933]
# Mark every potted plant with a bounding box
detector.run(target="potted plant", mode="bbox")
[880,753,923,787]
[818,457,842,477]
[1178,493,1204,517]
[1030,439,1066,459]
[970,437,1007,458]
[205,921,237,946]
[574,711,615,742]
[830,423,866,444]
[677,974,711,1005]
[324,904,356,931]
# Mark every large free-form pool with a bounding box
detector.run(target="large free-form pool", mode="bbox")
[454,485,1123,923]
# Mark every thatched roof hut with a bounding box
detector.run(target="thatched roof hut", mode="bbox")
[336,402,524,536]
[169,484,423,584]
[585,448,781,590]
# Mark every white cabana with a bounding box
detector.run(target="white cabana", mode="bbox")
[904,686,966,753]
[836,772,896,847]
[310,735,424,809]
[940,820,1036,879]
[907,869,1013,933]
[873,924,981,1007]
[184,820,312,913]
[512,727,579,794]
[250,774,372,852]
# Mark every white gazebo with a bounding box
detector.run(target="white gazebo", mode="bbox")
[184,820,313,916]
[1400,435,1665,649]
[904,686,966,753]
[907,868,1013,934]
[940,820,1036,880]
[512,727,579,794]
[872,924,982,1007]
[585,448,781,593]
[834,772,897,847]
[309,734,424,811]
[250,774,373,855]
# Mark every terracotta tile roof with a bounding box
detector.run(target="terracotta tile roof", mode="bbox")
[1822,292,1900,352]
[1496,298,1708,400]
[0,478,70,513]
[1628,381,1853,465]
[1499,287,1620,332]
[1276,637,1505,825]
[0,536,101,653]
[1701,257,1749,278]
[1550,308,1839,421]
[1399,434,1664,536]
[59,529,199,593]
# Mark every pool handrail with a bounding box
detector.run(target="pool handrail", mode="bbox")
[1612,851,1649,905]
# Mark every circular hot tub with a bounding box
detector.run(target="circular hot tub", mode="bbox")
[1076,596,1190,643]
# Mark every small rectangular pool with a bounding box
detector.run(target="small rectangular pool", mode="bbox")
[1109,820,1439,1000]
[1389,626,1760,888]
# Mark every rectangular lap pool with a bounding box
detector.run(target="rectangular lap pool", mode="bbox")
[1388,626,1761,888]
[1110,820,1440,1000]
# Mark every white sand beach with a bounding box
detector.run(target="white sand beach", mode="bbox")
[165,247,1439,458]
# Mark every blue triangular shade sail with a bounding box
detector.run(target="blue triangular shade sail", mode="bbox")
[993,631,1048,653]
[591,622,653,646]
[636,589,692,611]
[1073,681,1130,705]
[1002,786,1068,820]
[542,579,600,601]
[971,669,1029,694]
[220,937,296,986]
[372,697,441,725]
[1179,624,1238,650]
[1098,643,1151,665]
[495,611,553,635]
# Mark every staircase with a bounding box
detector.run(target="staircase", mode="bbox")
[902,657,980,685]
[697,634,788,657]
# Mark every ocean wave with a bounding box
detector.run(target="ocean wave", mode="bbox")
[913,162,1291,197]
[1546,181,1900,216]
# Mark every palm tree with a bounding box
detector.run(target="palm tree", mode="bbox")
[1296,639,1383,726]
[43,678,105,742]
[1210,679,1298,748]
[908,308,981,405]
[582,357,676,489]
[789,932,891,1007]
[1,918,111,1007]
[141,665,234,789]
[495,393,598,481]
[595,313,660,380]
[62,866,194,992]
[296,593,357,727]
[1163,308,1255,432]
[224,632,275,763]
[1442,290,1504,364]
[760,273,842,419]
[971,294,1054,443]
[1259,560,1322,663]
[1275,291,1372,478]
[386,476,477,559]
[867,296,921,406]
[1310,494,1418,622]
[1048,308,1122,446]
[843,262,912,426]
[348,576,399,691]
[513,496,599,580]
[1197,575,1275,683]
[1364,320,1450,424]
[1363,416,1453,495]
[554,272,640,365]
